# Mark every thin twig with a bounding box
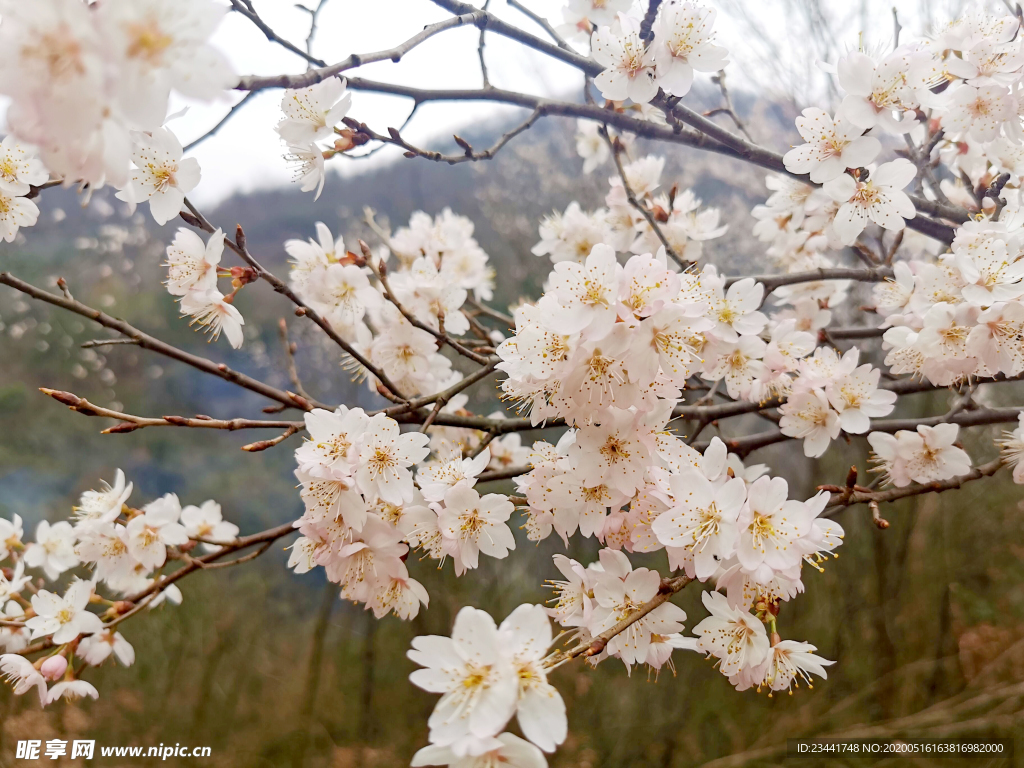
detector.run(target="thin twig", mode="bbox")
[279,318,312,401]
[228,0,327,67]
[0,271,323,411]
[603,126,686,267]
[38,388,304,434]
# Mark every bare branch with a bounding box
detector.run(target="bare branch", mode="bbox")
[236,12,487,91]
[349,107,543,166]
[38,388,305,435]
[228,0,326,67]
[0,271,323,411]
[506,0,572,51]
[184,91,257,152]
[278,317,313,402]
[824,459,1004,515]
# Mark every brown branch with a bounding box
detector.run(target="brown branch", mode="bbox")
[236,12,487,91]
[466,297,514,327]
[708,407,1024,458]
[184,91,257,152]
[547,575,692,665]
[228,0,327,67]
[383,358,500,418]
[604,127,686,267]
[727,266,894,292]
[241,425,301,452]
[17,521,298,657]
[506,0,572,51]
[826,458,1002,515]
[38,388,305,435]
[278,318,313,402]
[708,69,754,143]
[366,248,493,365]
[0,272,322,412]
[349,107,544,165]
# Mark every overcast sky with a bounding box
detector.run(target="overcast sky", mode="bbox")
[171,0,955,205]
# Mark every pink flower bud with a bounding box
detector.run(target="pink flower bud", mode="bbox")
[40,655,68,681]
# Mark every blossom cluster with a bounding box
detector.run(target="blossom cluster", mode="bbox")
[590,2,729,104]
[0,0,234,189]
[533,436,843,681]
[407,604,566,762]
[286,210,496,397]
[0,470,237,706]
[538,130,727,263]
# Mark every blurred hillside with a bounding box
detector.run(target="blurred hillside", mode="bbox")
[0,108,1023,768]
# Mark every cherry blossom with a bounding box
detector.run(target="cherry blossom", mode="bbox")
[24,521,78,580]
[651,1,729,97]
[356,414,430,504]
[179,288,245,349]
[115,128,199,225]
[164,227,223,297]
[782,108,881,183]
[277,78,351,145]
[408,606,519,746]
[438,485,516,573]
[592,14,659,104]
[824,160,917,245]
[412,733,546,768]
[0,184,39,243]
[0,135,48,194]
[125,493,189,570]
[26,580,103,644]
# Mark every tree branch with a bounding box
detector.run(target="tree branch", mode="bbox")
[0,272,322,411]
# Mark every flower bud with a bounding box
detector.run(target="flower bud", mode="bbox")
[40,655,68,681]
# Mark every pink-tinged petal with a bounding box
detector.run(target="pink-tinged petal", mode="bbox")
[408,635,462,670]
[839,408,870,434]
[658,60,694,96]
[626,71,659,104]
[149,188,186,226]
[868,195,908,231]
[794,107,834,143]
[452,607,501,666]
[887,190,916,219]
[783,143,825,175]
[468,675,518,738]
[518,684,567,752]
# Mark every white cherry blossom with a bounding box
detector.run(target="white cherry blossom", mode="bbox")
[783,108,881,183]
[115,128,200,225]
[824,160,917,245]
[651,1,729,97]
[163,227,223,297]
[592,14,659,104]
[179,288,245,349]
[26,580,103,644]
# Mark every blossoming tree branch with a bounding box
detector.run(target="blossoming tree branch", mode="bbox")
[0,0,1023,764]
